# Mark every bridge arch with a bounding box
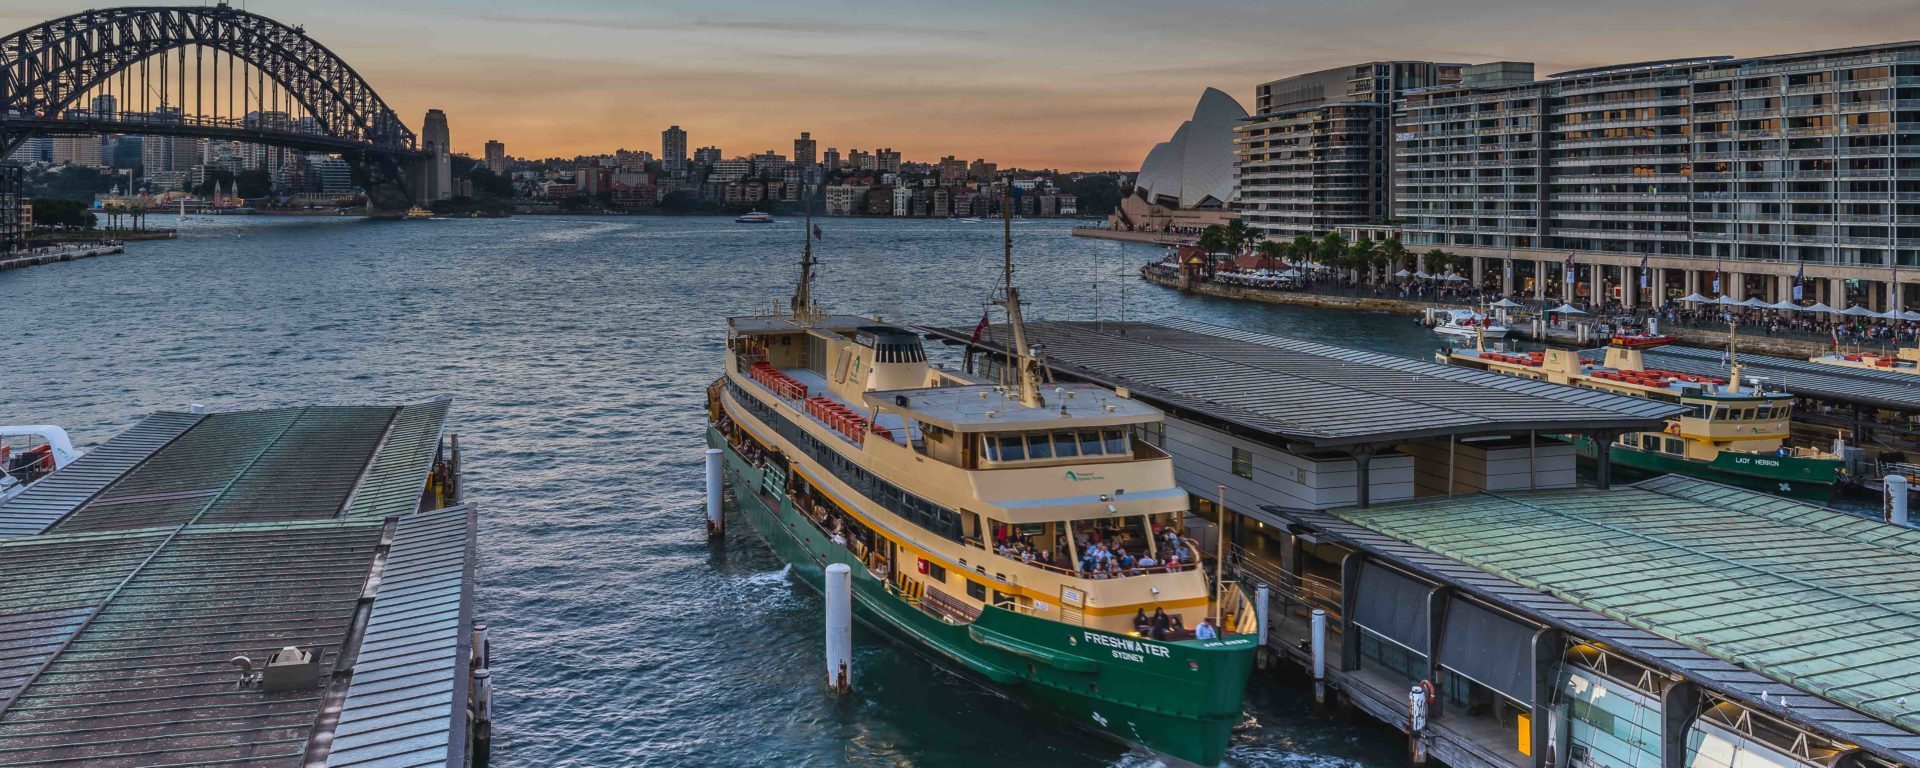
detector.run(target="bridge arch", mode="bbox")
[0,4,415,154]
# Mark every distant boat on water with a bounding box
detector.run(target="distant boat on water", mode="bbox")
[736,211,773,223]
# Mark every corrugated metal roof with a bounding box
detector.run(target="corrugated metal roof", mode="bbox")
[326,504,475,767]
[1307,477,1920,756]
[0,411,201,539]
[935,319,1684,447]
[343,399,452,519]
[0,528,169,709]
[1583,344,1920,410]
[1271,501,1920,763]
[0,519,387,767]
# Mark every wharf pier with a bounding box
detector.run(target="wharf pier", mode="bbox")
[1070,226,1197,247]
[0,399,492,767]
[0,241,125,271]
[935,319,1920,768]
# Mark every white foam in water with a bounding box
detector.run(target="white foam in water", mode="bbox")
[745,564,792,586]
[1224,745,1364,768]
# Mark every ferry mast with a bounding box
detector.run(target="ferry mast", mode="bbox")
[999,192,1043,408]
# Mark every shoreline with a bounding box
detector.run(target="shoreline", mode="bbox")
[1139,268,1844,359]
[1070,227,1196,247]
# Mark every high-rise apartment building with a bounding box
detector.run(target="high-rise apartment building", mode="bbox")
[1395,42,1920,310]
[663,126,689,172]
[877,148,902,173]
[938,156,968,185]
[823,147,842,172]
[849,149,875,171]
[794,132,817,167]
[693,146,722,166]
[752,150,789,178]
[51,135,104,167]
[1234,61,1465,238]
[969,159,997,180]
[484,140,508,173]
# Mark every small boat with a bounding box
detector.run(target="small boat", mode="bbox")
[959,217,984,224]
[1430,308,1508,339]
[735,211,774,223]
[403,206,435,220]
[0,426,81,504]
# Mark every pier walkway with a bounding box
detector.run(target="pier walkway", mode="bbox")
[0,241,126,271]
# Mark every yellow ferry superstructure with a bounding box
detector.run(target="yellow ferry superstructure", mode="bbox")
[1809,346,1920,374]
[1440,337,1844,498]
[718,312,1238,632]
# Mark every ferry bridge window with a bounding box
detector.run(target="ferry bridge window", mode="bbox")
[998,435,1026,461]
[1665,438,1684,454]
[1104,430,1128,455]
[1078,431,1107,456]
[1713,407,1730,420]
[1027,433,1055,460]
[1051,431,1080,458]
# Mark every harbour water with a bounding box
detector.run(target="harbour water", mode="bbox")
[0,215,1436,767]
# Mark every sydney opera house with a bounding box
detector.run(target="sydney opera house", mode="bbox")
[1107,87,1245,235]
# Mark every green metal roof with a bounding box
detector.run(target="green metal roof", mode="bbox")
[1334,476,1920,735]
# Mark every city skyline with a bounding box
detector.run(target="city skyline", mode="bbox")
[4,1,1917,169]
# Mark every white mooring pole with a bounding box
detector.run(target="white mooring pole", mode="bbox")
[825,563,853,693]
[1311,608,1328,704]
[704,448,724,538]
[1885,475,1910,527]
[1254,583,1271,670]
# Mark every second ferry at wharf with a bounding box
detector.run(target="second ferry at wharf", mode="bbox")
[705,210,1259,766]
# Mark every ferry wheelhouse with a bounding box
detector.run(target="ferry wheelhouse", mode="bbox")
[1440,336,1844,500]
[705,214,1257,766]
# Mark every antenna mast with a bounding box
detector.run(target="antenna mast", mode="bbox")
[998,191,1042,408]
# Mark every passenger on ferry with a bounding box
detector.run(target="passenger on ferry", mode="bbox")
[1149,608,1172,640]
[1194,618,1218,640]
[1133,609,1152,633]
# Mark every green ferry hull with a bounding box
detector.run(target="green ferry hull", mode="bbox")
[709,429,1255,767]
[1567,435,1840,502]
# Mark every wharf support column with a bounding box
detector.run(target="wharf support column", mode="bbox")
[825,563,853,693]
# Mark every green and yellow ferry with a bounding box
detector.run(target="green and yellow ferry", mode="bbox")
[1440,335,1845,501]
[705,219,1258,766]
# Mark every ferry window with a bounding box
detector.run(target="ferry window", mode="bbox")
[925,562,947,583]
[998,435,1026,462]
[1079,431,1105,456]
[1103,429,1128,455]
[1134,421,1165,448]
[1051,431,1080,458]
[1027,433,1054,460]
[966,581,986,601]
[1232,447,1254,479]
[1712,407,1729,421]
[982,435,1000,462]
[1754,405,1771,420]
[1665,438,1684,454]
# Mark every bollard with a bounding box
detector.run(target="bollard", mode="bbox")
[1886,475,1911,527]
[1409,683,1430,764]
[471,622,490,669]
[471,668,493,767]
[1254,584,1271,670]
[825,563,853,694]
[705,448,724,537]
[1311,608,1328,704]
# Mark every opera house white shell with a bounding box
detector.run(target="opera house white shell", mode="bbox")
[1132,87,1246,209]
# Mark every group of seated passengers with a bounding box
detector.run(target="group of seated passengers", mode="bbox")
[993,528,1063,568]
[1132,607,1219,640]
[1079,540,1184,577]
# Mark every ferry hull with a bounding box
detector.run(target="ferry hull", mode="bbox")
[708,428,1254,767]
[1566,435,1840,502]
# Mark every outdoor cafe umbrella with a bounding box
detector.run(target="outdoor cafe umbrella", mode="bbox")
[1547,303,1587,315]
[1767,300,1801,310]
[1394,269,1412,278]
[1717,295,1745,306]
[1840,305,1881,317]
[1444,273,1469,282]
[1489,298,1526,309]
[1901,310,1920,322]
[1680,293,1711,303]
[1413,271,1432,279]
[1742,297,1772,308]
[1799,302,1837,314]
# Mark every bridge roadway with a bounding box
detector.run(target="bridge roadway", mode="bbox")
[1,114,426,159]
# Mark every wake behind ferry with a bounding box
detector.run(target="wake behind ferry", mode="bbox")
[705,206,1257,766]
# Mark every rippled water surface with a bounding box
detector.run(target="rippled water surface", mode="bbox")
[0,215,1441,767]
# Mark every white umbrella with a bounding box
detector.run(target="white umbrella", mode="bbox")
[1548,303,1587,315]
[1716,295,1744,306]
[1901,310,1920,322]
[1444,273,1469,282]
[1680,293,1711,303]
[1742,297,1772,308]
[1879,309,1907,319]
[1799,302,1836,313]
[1279,268,1302,278]
[1489,298,1526,309]
[1840,305,1880,317]
[1767,300,1800,310]
[1413,270,1432,279]
[1393,269,1411,278]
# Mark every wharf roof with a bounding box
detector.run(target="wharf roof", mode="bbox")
[1580,344,1920,411]
[1269,476,1920,762]
[0,400,451,539]
[929,319,1684,449]
[864,383,1160,432]
[0,403,475,767]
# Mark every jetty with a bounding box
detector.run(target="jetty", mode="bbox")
[0,241,126,271]
[0,399,493,766]
[940,318,1920,768]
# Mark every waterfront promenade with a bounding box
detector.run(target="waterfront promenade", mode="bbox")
[1070,225,1196,247]
[0,241,125,271]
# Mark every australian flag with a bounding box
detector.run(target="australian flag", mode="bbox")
[1792,263,1804,301]
[1638,253,1649,289]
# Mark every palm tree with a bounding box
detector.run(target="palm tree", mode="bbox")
[1255,239,1285,273]
[1318,232,1349,281]
[1223,218,1255,259]
[1425,248,1452,276]
[1379,237,1408,278]
[1349,238,1378,285]
[1289,234,1315,266]
[1197,225,1228,279]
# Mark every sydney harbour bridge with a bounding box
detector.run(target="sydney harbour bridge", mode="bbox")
[0,4,454,250]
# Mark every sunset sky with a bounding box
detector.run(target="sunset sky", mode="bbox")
[8,1,1919,170]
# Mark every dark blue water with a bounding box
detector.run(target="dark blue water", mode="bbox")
[0,215,1435,767]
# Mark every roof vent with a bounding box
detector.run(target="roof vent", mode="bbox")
[895,395,911,407]
[235,645,325,692]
